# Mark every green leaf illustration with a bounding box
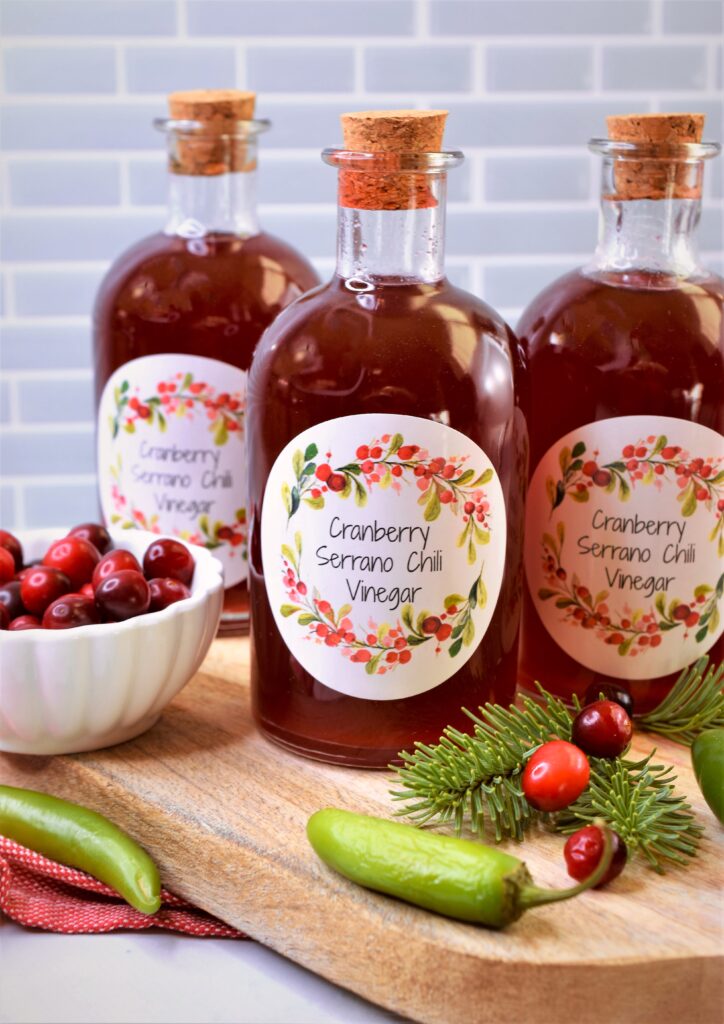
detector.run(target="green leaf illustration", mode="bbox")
[444,594,465,609]
[388,433,403,454]
[424,486,441,522]
[304,443,318,461]
[571,440,586,458]
[280,604,301,617]
[292,449,304,478]
[448,638,463,658]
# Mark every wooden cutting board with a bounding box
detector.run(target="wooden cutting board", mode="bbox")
[1,639,722,1024]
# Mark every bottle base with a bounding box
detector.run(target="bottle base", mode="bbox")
[256,719,402,769]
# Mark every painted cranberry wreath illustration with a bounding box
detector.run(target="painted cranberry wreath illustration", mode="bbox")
[279,532,487,676]
[537,523,723,657]
[282,431,495,564]
[110,371,244,446]
[547,433,724,555]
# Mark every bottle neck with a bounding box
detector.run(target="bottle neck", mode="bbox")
[164,169,260,238]
[591,196,704,279]
[335,174,447,285]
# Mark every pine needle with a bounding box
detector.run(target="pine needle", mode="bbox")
[391,680,708,870]
[554,752,703,873]
[389,690,573,841]
[635,656,724,745]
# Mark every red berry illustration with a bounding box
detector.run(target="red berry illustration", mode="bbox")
[370,446,383,459]
[327,473,346,492]
[355,445,369,459]
[592,469,612,486]
[399,650,412,664]
[622,445,635,458]
[421,616,442,635]
[672,604,691,621]
[397,445,418,460]
[436,623,453,641]
[315,463,332,482]
[582,461,598,476]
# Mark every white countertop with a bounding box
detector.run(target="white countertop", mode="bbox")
[0,921,403,1024]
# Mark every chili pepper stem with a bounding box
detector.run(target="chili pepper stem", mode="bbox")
[517,820,613,910]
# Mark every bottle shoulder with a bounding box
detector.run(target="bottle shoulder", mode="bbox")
[94,230,319,319]
[254,277,519,363]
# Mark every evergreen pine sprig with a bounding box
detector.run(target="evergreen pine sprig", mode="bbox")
[390,690,573,842]
[635,656,724,745]
[554,753,703,873]
[391,683,707,870]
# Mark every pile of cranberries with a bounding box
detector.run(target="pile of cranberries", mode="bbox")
[521,685,635,887]
[0,526,195,632]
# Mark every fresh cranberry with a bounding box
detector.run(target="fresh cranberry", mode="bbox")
[95,570,151,621]
[9,615,42,631]
[43,594,100,630]
[79,582,95,599]
[43,537,100,589]
[68,522,112,555]
[93,549,142,590]
[564,825,627,887]
[522,740,590,812]
[148,577,191,612]
[0,547,15,584]
[0,604,9,629]
[0,530,23,572]
[20,566,72,616]
[142,539,194,586]
[572,700,633,759]
[0,581,25,621]
[583,682,634,718]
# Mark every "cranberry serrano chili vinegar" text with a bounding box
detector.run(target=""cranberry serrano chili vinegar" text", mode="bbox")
[247,110,528,767]
[519,113,723,713]
[93,90,319,635]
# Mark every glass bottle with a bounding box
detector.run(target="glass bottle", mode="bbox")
[93,90,319,635]
[247,110,528,767]
[519,113,723,713]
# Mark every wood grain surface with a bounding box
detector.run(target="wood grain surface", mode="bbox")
[1,638,722,1024]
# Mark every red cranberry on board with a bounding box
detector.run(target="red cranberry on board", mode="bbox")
[9,615,42,631]
[0,547,15,584]
[522,740,590,812]
[564,825,627,887]
[0,604,9,629]
[43,537,100,590]
[0,581,26,621]
[42,594,100,630]
[583,682,634,719]
[95,570,151,621]
[20,566,73,616]
[142,539,194,586]
[0,530,23,572]
[79,582,95,599]
[572,700,633,759]
[68,522,112,555]
[148,577,191,612]
[92,549,142,590]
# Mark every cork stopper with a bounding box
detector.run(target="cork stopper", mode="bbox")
[606,112,706,200]
[339,109,448,210]
[167,90,257,176]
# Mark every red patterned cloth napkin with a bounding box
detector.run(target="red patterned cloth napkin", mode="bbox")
[0,835,245,937]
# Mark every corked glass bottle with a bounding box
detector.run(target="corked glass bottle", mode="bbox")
[93,90,319,635]
[247,110,528,767]
[520,113,723,712]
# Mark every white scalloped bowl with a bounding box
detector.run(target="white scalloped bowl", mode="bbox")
[0,529,223,755]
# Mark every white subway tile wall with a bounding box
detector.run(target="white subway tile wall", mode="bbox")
[0,0,722,527]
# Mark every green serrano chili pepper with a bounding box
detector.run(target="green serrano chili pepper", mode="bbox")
[692,729,724,825]
[0,785,161,915]
[307,808,613,929]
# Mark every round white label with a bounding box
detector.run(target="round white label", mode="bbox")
[97,354,248,587]
[261,413,507,700]
[525,415,724,679]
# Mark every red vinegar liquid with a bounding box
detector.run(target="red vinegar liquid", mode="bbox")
[93,231,319,632]
[519,269,724,712]
[247,276,528,766]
